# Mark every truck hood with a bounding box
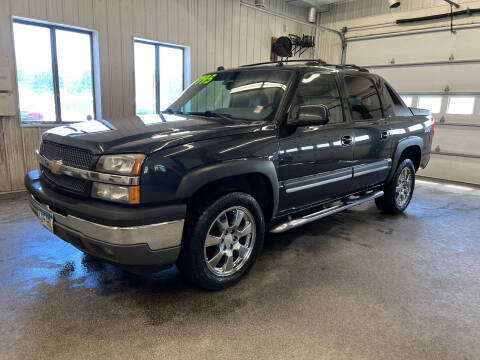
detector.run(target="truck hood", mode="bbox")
[41,114,267,155]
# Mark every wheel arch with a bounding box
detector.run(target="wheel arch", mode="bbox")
[387,137,423,183]
[176,159,279,221]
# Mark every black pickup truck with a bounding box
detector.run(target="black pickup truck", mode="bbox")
[26,61,433,290]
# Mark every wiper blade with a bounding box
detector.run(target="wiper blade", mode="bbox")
[162,109,185,115]
[187,111,232,120]
[160,108,185,121]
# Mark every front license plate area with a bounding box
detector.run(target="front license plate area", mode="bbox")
[37,207,54,233]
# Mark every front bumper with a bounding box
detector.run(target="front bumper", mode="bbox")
[26,171,185,267]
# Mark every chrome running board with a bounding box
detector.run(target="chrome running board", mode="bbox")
[270,190,384,233]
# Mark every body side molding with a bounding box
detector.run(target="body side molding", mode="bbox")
[353,159,392,178]
[283,167,353,194]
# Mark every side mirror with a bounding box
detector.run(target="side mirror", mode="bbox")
[288,104,330,127]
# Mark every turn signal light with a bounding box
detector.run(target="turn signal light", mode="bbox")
[132,155,146,175]
[129,186,141,204]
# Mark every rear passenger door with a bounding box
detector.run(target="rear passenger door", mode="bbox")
[342,74,394,191]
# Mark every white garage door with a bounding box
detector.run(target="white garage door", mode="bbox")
[346,26,480,185]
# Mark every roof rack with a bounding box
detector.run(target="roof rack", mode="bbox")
[335,64,370,73]
[239,59,369,73]
[240,59,327,67]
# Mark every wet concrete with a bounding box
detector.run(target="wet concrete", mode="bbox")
[1,180,480,360]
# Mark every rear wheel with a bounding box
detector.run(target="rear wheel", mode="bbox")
[375,158,415,214]
[178,192,265,290]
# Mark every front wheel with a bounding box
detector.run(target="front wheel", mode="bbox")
[375,158,416,214]
[178,192,265,290]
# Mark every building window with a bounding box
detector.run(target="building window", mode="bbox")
[418,96,442,114]
[12,19,96,123]
[447,96,475,115]
[134,40,184,115]
[401,95,413,107]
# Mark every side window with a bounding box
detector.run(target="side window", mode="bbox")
[294,73,344,124]
[383,82,412,117]
[344,76,383,121]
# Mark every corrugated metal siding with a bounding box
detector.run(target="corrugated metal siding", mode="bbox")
[0,0,314,193]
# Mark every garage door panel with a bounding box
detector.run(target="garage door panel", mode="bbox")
[419,154,480,185]
[346,27,480,66]
[346,27,480,185]
[433,126,480,156]
[371,64,480,93]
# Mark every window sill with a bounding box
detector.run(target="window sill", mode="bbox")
[21,122,63,128]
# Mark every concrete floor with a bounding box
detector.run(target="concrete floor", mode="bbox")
[1,180,479,360]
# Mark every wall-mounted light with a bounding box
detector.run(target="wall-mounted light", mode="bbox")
[307,7,317,23]
[388,0,401,8]
[255,0,266,8]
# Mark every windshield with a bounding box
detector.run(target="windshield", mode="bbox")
[168,69,293,121]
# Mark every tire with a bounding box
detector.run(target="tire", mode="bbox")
[375,158,416,214]
[177,192,265,290]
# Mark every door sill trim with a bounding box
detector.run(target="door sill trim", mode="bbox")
[270,190,384,233]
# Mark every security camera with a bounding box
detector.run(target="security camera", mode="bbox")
[388,0,401,8]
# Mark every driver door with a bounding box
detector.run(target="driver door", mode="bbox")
[277,72,354,214]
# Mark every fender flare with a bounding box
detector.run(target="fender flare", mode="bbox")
[176,159,279,219]
[387,136,423,183]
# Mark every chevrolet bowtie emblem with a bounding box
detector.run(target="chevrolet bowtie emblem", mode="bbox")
[48,160,62,175]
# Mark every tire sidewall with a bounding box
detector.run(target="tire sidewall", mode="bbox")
[185,192,265,289]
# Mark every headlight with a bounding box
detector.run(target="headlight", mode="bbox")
[96,154,146,175]
[92,183,140,204]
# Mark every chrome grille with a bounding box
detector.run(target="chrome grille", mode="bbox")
[40,141,95,170]
[41,166,90,195]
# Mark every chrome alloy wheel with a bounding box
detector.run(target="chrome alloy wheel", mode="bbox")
[204,206,256,277]
[395,167,413,208]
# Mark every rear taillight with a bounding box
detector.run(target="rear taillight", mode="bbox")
[425,115,435,136]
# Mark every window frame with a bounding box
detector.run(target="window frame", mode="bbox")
[446,95,476,115]
[133,38,186,115]
[12,17,97,125]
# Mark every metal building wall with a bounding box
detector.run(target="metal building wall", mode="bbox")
[0,0,314,193]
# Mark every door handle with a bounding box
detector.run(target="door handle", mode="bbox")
[341,135,353,146]
[381,131,390,140]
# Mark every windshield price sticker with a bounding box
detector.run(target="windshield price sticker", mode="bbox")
[195,74,217,85]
